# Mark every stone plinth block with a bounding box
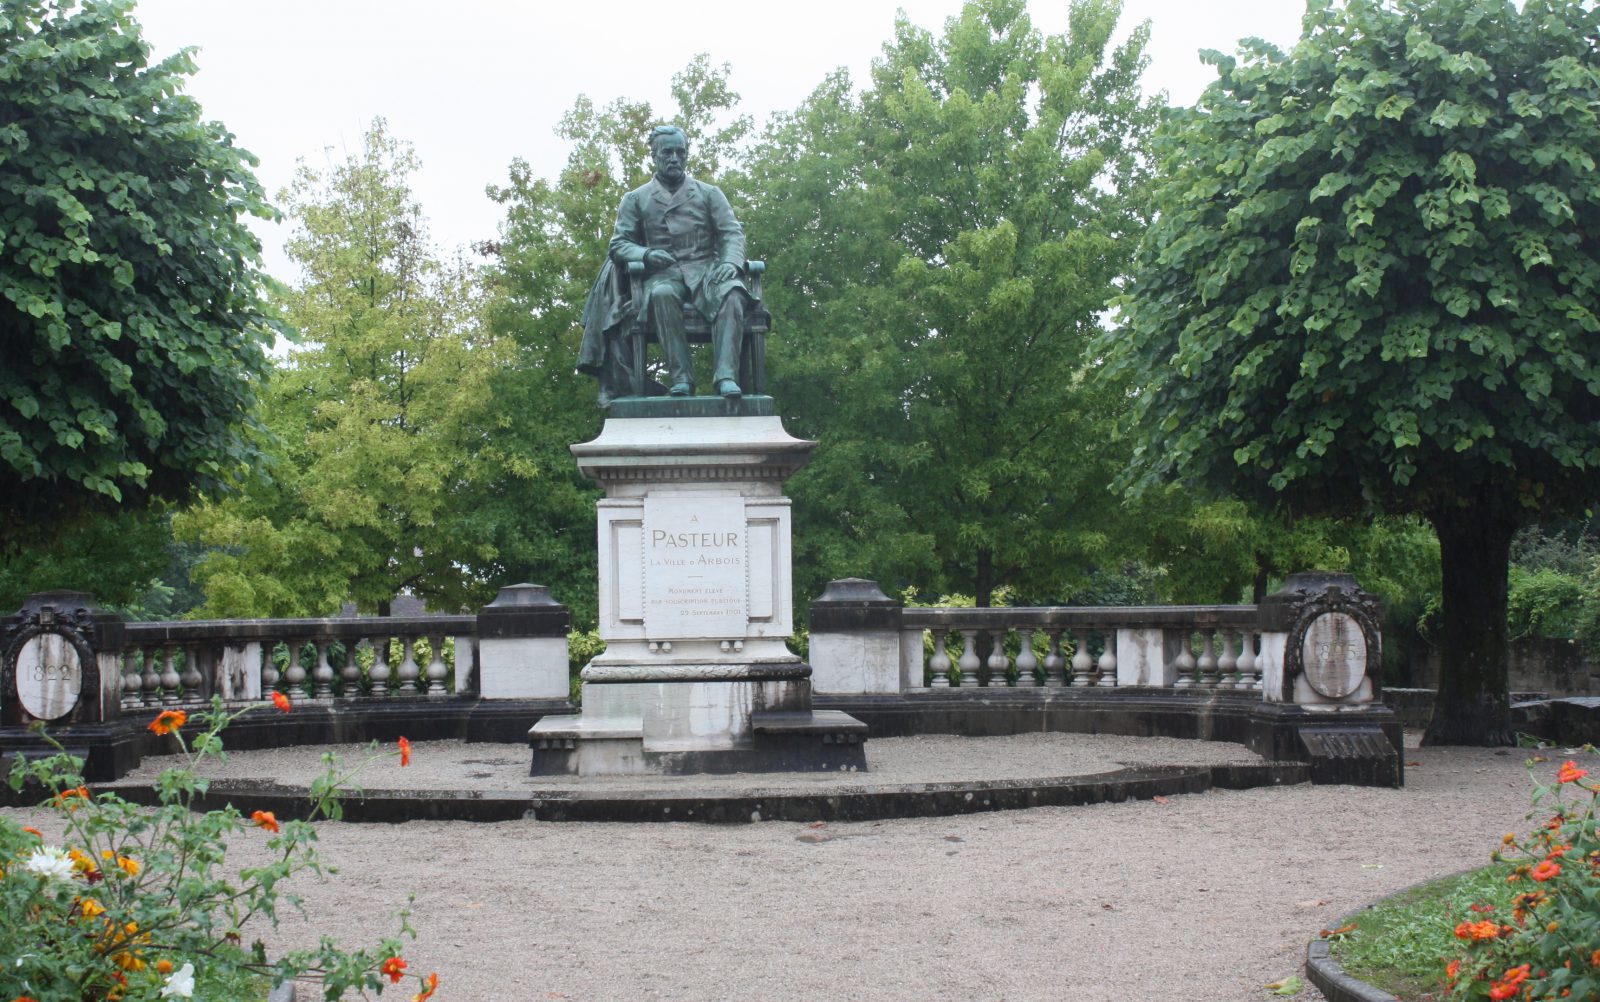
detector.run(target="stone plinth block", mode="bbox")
[477,584,571,700]
[808,578,905,694]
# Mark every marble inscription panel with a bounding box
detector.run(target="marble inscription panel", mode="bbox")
[15,632,83,721]
[643,495,748,639]
[1301,611,1367,699]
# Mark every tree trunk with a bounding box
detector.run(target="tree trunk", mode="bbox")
[975,548,995,610]
[1421,502,1517,746]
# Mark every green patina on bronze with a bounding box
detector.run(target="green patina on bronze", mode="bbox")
[577,124,756,407]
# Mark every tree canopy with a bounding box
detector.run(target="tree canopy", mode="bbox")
[175,122,507,617]
[0,0,276,548]
[736,0,1161,608]
[1106,0,1600,743]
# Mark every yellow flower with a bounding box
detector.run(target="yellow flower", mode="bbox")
[116,856,139,878]
[80,898,105,918]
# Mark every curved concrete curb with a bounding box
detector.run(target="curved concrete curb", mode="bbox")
[1304,867,1486,1002]
[1305,938,1397,1002]
[109,761,1308,824]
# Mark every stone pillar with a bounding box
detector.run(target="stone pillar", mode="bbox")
[476,584,571,700]
[1257,572,1383,707]
[1,591,125,726]
[808,578,904,694]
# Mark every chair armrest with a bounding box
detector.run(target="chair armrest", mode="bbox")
[746,259,764,302]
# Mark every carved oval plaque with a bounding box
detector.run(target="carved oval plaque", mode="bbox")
[1301,612,1367,699]
[15,632,83,721]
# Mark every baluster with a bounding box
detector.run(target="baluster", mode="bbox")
[180,644,204,704]
[985,631,1010,688]
[1173,632,1197,688]
[159,648,181,705]
[282,639,308,698]
[1237,632,1260,690]
[312,640,334,699]
[260,641,280,696]
[957,629,980,688]
[397,637,420,695]
[1216,631,1239,689]
[1015,630,1039,688]
[122,649,145,709]
[928,631,952,687]
[425,635,448,695]
[141,647,162,706]
[1196,631,1217,687]
[367,638,392,697]
[340,639,363,696]
[1096,632,1117,687]
[1043,630,1066,687]
[1070,630,1094,687]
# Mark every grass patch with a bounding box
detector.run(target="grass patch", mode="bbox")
[1328,863,1516,1001]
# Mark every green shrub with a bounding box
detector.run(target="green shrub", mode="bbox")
[0,700,439,1001]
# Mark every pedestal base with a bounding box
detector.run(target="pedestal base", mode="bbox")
[528,661,868,775]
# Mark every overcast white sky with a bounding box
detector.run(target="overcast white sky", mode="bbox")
[132,1,1306,280]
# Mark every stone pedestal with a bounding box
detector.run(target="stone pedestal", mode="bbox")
[530,397,867,775]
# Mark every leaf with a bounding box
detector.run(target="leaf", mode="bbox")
[1267,975,1303,995]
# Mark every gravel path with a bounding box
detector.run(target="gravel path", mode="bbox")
[4,733,1556,1001]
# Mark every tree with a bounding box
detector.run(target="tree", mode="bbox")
[175,122,506,616]
[0,0,276,549]
[734,0,1160,609]
[1106,0,1600,744]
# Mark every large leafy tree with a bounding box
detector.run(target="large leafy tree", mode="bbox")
[1107,0,1600,744]
[175,122,506,616]
[735,0,1160,609]
[0,0,276,550]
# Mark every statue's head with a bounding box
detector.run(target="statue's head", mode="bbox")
[648,125,688,186]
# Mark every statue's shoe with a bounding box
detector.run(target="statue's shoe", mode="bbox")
[716,378,742,399]
[670,383,692,396]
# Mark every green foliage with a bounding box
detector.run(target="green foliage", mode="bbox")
[1507,566,1586,641]
[0,0,277,545]
[0,700,434,1001]
[737,0,1161,609]
[1328,864,1516,1000]
[1107,0,1600,743]
[1442,754,1600,1000]
[175,121,509,617]
[1110,0,1600,521]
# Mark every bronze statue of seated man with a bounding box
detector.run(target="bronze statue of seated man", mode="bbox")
[581,124,752,403]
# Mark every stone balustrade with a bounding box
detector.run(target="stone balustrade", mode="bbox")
[116,615,481,708]
[901,606,1265,691]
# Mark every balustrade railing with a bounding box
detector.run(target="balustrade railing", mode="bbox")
[114,616,479,710]
[901,606,1264,693]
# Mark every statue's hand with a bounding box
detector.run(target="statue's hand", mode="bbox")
[644,249,676,269]
[710,262,739,284]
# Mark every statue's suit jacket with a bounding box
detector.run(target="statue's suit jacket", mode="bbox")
[606,176,746,305]
[576,175,745,382]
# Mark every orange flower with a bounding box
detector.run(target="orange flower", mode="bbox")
[1446,959,1461,983]
[412,972,438,1002]
[251,810,280,834]
[1456,920,1503,942]
[1558,760,1588,784]
[398,736,411,767]
[148,710,186,735]
[1489,964,1532,1001]
[1532,860,1562,882]
[21,827,41,838]
[155,959,173,975]
[381,956,408,983]
[54,786,90,809]
[271,691,292,713]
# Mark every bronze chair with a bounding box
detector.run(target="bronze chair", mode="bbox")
[618,259,772,398]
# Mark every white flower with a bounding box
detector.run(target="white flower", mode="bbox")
[22,846,74,882]
[160,961,196,998]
